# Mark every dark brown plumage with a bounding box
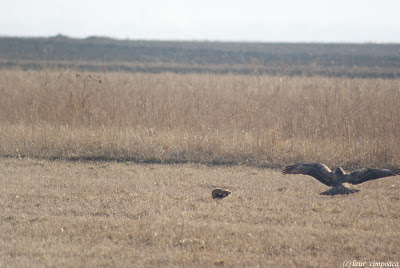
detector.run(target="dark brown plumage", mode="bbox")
[282,163,400,195]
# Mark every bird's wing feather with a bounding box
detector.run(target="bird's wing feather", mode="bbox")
[282,163,334,186]
[347,168,400,185]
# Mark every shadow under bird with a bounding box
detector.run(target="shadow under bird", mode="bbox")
[282,163,400,195]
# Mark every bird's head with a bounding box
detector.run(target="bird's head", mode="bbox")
[335,167,345,176]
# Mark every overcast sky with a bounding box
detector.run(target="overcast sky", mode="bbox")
[1,0,399,43]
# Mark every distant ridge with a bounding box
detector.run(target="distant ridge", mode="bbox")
[0,35,399,78]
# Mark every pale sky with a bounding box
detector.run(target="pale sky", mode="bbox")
[1,0,399,43]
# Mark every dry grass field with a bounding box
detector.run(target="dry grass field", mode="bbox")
[1,157,399,267]
[1,69,400,168]
[0,69,399,266]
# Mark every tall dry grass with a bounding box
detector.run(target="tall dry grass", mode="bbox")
[1,69,399,168]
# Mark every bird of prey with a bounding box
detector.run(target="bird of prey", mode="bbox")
[282,163,400,195]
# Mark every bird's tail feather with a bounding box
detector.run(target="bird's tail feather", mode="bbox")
[320,184,360,195]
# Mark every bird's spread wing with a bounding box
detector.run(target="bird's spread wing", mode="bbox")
[347,168,400,185]
[282,163,334,186]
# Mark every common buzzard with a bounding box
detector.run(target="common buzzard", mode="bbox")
[282,163,399,195]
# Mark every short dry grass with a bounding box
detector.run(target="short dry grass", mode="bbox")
[1,69,399,266]
[1,69,400,168]
[1,157,399,267]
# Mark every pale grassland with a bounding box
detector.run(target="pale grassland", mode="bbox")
[0,69,400,168]
[1,70,399,267]
[0,157,399,267]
